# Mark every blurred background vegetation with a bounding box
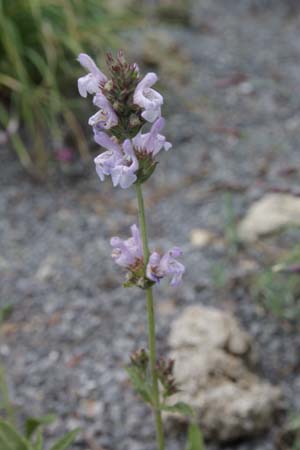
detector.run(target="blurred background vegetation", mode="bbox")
[0,0,137,178]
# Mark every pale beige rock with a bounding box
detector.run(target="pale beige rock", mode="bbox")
[238,194,300,242]
[190,229,215,247]
[79,399,104,419]
[169,305,252,357]
[35,255,57,282]
[167,306,282,441]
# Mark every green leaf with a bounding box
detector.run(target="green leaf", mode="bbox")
[160,402,194,417]
[185,423,205,450]
[126,367,153,405]
[0,305,13,324]
[286,414,300,432]
[32,429,42,450]
[0,420,32,450]
[25,414,56,439]
[48,428,80,450]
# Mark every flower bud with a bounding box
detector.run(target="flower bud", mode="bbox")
[156,357,179,398]
[130,349,149,371]
[117,49,126,65]
[104,80,113,92]
[112,100,123,112]
[129,114,142,128]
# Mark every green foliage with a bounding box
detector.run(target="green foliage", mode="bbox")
[286,414,300,450]
[0,0,135,175]
[223,192,240,256]
[126,365,153,406]
[0,364,15,425]
[211,262,227,290]
[0,305,13,324]
[185,423,205,450]
[48,429,80,450]
[25,415,56,439]
[33,429,43,450]
[0,419,79,450]
[0,420,30,450]
[252,248,300,320]
[160,402,194,417]
[279,412,300,450]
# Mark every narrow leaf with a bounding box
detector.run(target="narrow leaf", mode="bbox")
[32,429,43,450]
[0,420,31,450]
[48,428,80,450]
[25,414,56,439]
[185,423,205,450]
[160,402,194,417]
[126,367,153,405]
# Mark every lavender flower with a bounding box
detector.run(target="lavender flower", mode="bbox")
[77,53,107,97]
[147,247,185,287]
[111,140,139,189]
[111,226,184,287]
[93,131,122,181]
[133,118,172,157]
[110,224,143,269]
[133,73,163,123]
[94,131,138,189]
[89,93,118,129]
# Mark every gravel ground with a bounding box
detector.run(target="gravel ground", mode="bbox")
[1,1,300,449]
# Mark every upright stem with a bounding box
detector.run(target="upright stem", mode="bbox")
[135,183,165,450]
[0,363,15,425]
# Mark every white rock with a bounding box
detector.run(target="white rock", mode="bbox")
[238,194,300,242]
[169,305,252,356]
[35,255,57,282]
[190,229,215,247]
[167,306,282,441]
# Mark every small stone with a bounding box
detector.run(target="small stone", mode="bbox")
[238,81,255,95]
[190,228,216,247]
[238,194,300,242]
[35,255,57,282]
[80,399,104,419]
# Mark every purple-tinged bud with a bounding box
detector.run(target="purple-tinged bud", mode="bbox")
[130,349,149,371]
[106,52,113,63]
[156,357,179,398]
[104,80,114,92]
[117,49,126,65]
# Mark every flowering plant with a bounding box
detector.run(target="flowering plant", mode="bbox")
[78,50,202,450]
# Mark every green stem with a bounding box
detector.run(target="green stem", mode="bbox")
[135,183,165,450]
[0,362,15,425]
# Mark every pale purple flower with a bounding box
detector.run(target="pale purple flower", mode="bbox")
[132,118,172,156]
[94,132,138,189]
[111,140,139,189]
[133,73,163,123]
[146,247,185,287]
[89,93,118,129]
[94,132,122,181]
[111,224,143,268]
[77,53,107,97]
